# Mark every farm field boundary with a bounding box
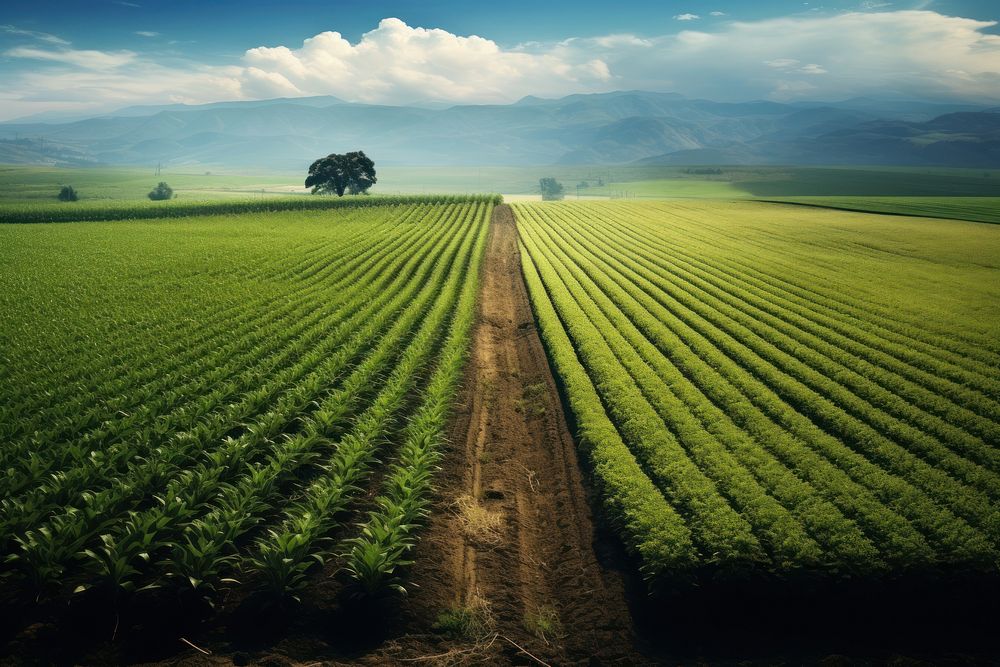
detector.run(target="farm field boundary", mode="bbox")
[0,193,502,224]
[759,196,1000,225]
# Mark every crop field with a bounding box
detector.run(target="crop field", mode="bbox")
[515,199,1000,584]
[0,193,482,224]
[0,165,301,203]
[2,188,999,663]
[763,196,1000,224]
[0,198,492,605]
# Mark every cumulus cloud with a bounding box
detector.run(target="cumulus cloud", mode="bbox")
[581,11,1000,101]
[240,18,612,103]
[1,11,999,121]
[135,31,159,37]
[223,12,1000,105]
[674,13,700,21]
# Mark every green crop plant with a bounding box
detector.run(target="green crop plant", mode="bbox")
[0,201,491,608]
[514,199,1000,587]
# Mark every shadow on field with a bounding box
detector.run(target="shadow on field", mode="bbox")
[603,532,1000,664]
[0,570,420,665]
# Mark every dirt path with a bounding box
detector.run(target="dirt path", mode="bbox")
[409,205,637,665]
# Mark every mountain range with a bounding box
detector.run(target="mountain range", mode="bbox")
[1,91,997,169]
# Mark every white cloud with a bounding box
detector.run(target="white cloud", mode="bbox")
[5,46,136,69]
[800,63,827,74]
[674,13,700,21]
[710,11,726,17]
[135,31,159,38]
[766,58,801,69]
[0,24,69,45]
[593,34,653,48]
[1,11,998,121]
[240,18,612,104]
[584,11,1000,101]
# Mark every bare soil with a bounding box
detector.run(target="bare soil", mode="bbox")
[400,204,640,665]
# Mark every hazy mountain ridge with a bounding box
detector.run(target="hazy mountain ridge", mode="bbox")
[0,91,996,169]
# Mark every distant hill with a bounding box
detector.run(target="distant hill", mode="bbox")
[0,91,996,169]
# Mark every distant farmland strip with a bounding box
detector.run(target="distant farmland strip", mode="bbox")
[514,200,1000,585]
[0,193,501,224]
[760,197,1000,225]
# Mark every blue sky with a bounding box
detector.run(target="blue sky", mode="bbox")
[1,0,999,120]
[4,0,999,55]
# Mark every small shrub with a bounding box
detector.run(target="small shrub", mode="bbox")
[433,593,495,640]
[454,495,503,546]
[148,181,173,201]
[515,381,548,418]
[524,605,563,643]
[57,185,78,202]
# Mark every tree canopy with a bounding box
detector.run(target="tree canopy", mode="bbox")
[539,177,565,201]
[305,151,377,196]
[148,182,173,201]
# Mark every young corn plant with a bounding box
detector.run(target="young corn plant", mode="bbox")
[341,245,480,599]
[163,528,240,606]
[247,517,326,604]
[76,533,159,596]
[341,515,415,597]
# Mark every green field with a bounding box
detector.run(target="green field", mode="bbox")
[515,200,1000,583]
[0,192,497,223]
[0,200,489,601]
[762,197,1000,224]
[2,162,1000,608]
[376,165,1000,198]
[4,164,999,204]
[0,165,303,203]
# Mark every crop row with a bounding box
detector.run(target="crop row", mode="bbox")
[0,202,489,606]
[514,201,1000,584]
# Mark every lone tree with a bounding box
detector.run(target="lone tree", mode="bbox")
[305,151,376,196]
[148,182,173,200]
[539,177,565,201]
[57,185,78,202]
